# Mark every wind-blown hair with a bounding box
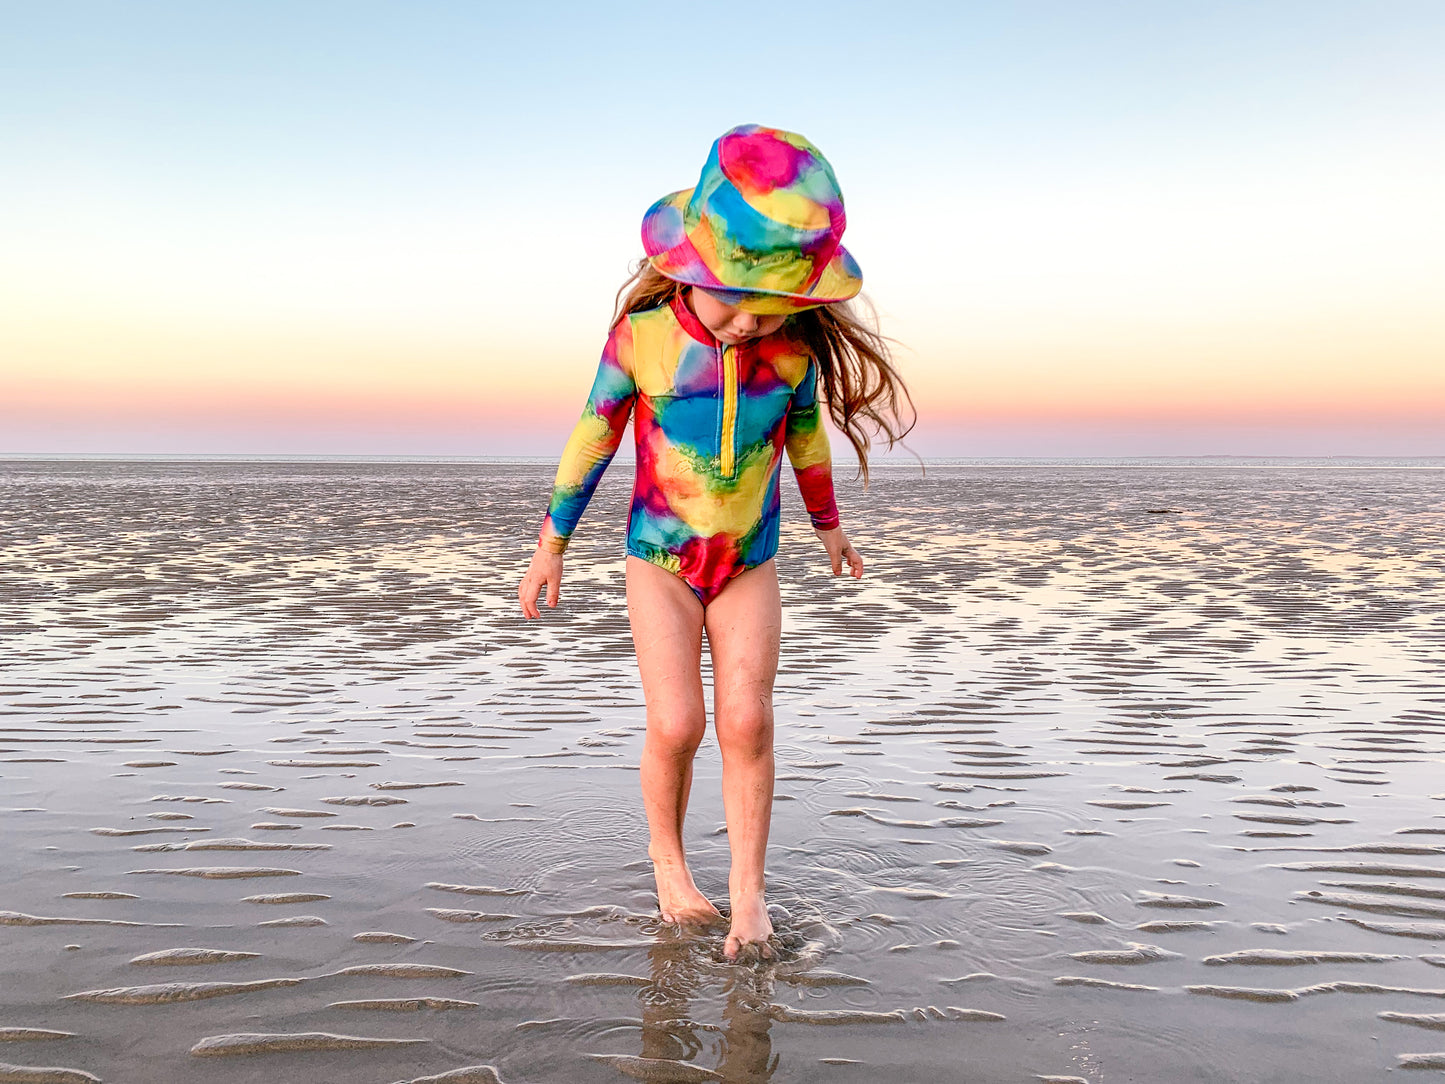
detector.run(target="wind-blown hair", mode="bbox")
[613,264,915,483]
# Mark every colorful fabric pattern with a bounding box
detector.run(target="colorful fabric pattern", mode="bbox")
[539,295,840,605]
[641,124,863,315]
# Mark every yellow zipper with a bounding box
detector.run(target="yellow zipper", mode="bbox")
[720,345,738,478]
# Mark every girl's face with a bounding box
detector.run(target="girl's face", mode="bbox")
[689,288,787,345]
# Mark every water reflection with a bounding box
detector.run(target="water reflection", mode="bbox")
[641,935,775,1083]
[718,968,776,1083]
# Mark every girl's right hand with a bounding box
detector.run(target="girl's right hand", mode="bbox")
[518,547,564,619]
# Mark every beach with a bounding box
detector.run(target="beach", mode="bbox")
[2,457,1444,1083]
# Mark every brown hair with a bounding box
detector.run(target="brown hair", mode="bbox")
[613,264,915,483]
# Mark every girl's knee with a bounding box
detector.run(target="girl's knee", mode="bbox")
[717,706,773,758]
[646,709,706,753]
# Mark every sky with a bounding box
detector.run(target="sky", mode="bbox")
[2,1,1443,457]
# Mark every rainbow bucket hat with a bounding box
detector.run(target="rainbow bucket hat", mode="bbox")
[641,124,863,315]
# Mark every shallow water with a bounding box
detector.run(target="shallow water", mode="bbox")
[2,458,1443,1083]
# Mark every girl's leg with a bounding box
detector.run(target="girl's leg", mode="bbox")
[703,558,782,958]
[626,555,722,925]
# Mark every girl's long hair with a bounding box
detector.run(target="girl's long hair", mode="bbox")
[613,264,916,483]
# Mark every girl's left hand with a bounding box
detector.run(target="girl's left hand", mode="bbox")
[815,525,864,579]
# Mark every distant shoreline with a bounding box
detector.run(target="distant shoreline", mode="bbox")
[4,453,1443,469]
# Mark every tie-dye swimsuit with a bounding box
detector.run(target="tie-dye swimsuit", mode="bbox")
[539,294,839,605]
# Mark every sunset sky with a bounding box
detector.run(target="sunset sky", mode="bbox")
[3,1,1443,457]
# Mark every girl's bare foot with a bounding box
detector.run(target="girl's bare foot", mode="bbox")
[651,853,722,925]
[724,887,773,960]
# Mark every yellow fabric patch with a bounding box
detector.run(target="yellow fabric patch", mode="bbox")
[772,349,808,387]
[553,413,616,490]
[655,442,776,537]
[629,309,684,396]
[745,186,830,232]
[785,416,832,471]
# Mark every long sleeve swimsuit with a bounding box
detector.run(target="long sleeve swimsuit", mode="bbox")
[539,294,840,606]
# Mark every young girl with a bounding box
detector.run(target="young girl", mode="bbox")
[517,125,913,959]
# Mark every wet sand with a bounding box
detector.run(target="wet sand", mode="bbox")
[2,457,1443,1083]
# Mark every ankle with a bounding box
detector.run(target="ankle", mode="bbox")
[649,846,689,870]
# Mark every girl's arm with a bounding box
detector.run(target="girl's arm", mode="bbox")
[518,319,637,618]
[784,358,863,579]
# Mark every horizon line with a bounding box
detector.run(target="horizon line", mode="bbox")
[6,452,1444,467]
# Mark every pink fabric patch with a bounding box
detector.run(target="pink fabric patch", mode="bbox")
[677,532,745,605]
[721,130,802,192]
[794,463,840,530]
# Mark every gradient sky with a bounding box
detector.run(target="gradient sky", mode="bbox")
[3,1,1443,456]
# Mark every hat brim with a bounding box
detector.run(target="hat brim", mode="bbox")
[641,189,862,315]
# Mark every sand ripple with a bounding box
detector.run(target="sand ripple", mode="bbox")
[387,1068,505,1084]
[0,1064,100,1084]
[1054,976,1159,991]
[127,866,300,878]
[129,947,261,965]
[190,1031,428,1056]
[329,998,478,1011]
[66,977,307,1004]
[587,1055,724,1081]
[323,795,408,806]
[426,908,512,923]
[336,964,470,979]
[1203,949,1405,966]
[132,838,329,852]
[1067,943,1181,965]
[768,1004,1004,1024]
[562,973,650,987]
[0,911,177,928]
[1397,1053,1445,1069]
[425,882,527,897]
[1188,982,1445,1003]
[1136,891,1224,909]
